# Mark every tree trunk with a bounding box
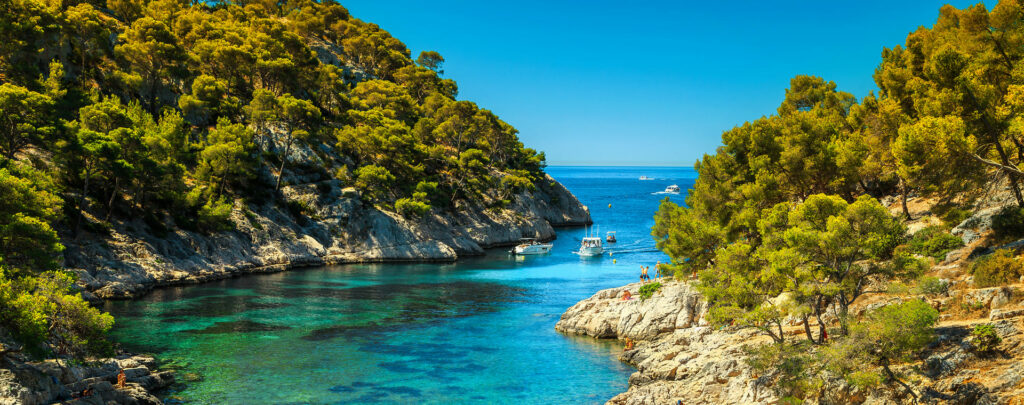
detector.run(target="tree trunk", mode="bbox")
[74,166,92,237]
[899,176,911,219]
[272,134,294,200]
[802,314,814,343]
[814,297,827,344]
[995,142,1024,207]
[105,177,119,221]
[881,358,917,402]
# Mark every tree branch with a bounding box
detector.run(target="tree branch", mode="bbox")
[972,152,1024,177]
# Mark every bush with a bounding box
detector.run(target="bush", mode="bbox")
[638,282,662,300]
[913,276,949,296]
[745,341,820,402]
[992,206,1024,241]
[354,165,395,202]
[970,249,1024,287]
[908,226,963,260]
[198,198,234,232]
[940,207,971,229]
[0,269,114,359]
[395,198,430,218]
[970,324,1001,354]
[824,300,938,398]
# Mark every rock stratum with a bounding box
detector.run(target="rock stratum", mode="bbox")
[64,173,590,299]
[557,279,1024,404]
[0,336,173,405]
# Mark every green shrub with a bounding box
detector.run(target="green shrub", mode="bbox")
[198,198,234,232]
[913,276,949,296]
[354,165,395,202]
[908,226,963,260]
[970,249,1024,287]
[745,341,820,402]
[824,300,938,398]
[638,282,662,300]
[970,324,1001,353]
[992,206,1024,241]
[395,198,430,218]
[940,207,972,229]
[0,269,114,359]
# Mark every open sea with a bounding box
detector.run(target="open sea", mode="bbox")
[103,166,697,404]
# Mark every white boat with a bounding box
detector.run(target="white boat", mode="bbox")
[664,184,680,193]
[512,238,552,255]
[639,176,653,180]
[577,236,604,256]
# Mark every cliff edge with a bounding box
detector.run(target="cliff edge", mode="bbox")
[64,173,590,299]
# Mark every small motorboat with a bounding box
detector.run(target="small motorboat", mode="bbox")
[576,236,604,257]
[639,176,653,180]
[664,184,680,193]
[512,238,553,255]
[606,231,617,243]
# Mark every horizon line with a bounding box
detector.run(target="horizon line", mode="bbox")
[547,163,693,168]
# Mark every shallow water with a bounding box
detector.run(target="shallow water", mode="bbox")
[104,166,697,404]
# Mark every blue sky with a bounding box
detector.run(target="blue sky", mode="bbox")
[344,1,979,166]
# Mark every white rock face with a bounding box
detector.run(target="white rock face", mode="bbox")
[65,174,591,299]
[556,281,777,404]
[555,281,708,340]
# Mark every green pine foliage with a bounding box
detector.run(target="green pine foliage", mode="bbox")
[0,0,553,360]
[650,2,1024,400]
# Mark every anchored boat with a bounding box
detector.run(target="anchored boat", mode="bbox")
[575,226,604,257]
[512,238,553,255]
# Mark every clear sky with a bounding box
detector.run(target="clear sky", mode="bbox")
[343,1,979,166]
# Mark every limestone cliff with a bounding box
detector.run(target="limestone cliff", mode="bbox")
[64,173,590,299]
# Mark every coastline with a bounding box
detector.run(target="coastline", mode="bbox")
[65,174,591,300]
[0,175,591,404]
[558,277,1024,404]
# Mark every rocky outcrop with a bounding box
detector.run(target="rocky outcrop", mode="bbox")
[559,280,1024,404]
[556,281,774,404]
[555,281,708,340]
[64,173,590,299]
[0,352,172,405]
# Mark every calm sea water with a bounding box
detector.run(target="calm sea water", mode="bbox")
[103,166,697,404]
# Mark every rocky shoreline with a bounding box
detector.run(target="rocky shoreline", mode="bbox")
[64,174,591,300]
[0,340,173,405]
[557,279,1024,404]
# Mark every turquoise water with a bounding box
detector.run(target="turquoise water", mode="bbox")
[103,166,697,404]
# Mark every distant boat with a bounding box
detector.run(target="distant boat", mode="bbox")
[639,176,653,180]
[512,238,552,255]
[664,184,680,193]
[606,231,617,243]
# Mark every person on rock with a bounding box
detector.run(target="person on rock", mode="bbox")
[621,290,632,300]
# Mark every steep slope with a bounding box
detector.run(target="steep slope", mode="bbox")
[66,171,590,299]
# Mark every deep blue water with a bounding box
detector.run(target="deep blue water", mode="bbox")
[103,166,697,404]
